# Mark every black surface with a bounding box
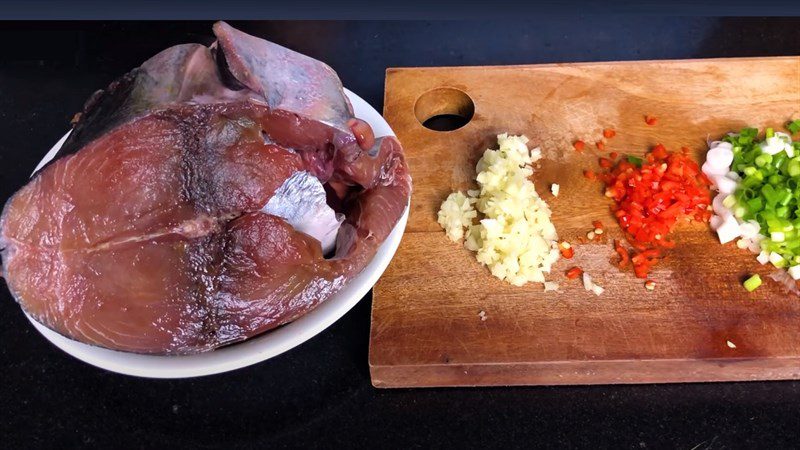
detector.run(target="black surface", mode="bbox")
[1,19,800,449]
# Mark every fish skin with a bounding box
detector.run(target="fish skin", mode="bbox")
[262,171,344,255]
[0,23,411,354]
[212,21,354,132]
[56,44,250,169]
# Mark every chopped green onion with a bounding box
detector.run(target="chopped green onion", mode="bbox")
[773,153,787,170]
[626,155,643,167]
[718,126,800,272]
[743,274,762,292]
[787,159,800,177]
[788,119,800,135]
[746,197,763,212]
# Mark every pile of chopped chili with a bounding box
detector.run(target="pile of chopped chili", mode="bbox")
[597,144,713,278]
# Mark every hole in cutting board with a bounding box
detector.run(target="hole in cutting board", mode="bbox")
[414,87,474,132]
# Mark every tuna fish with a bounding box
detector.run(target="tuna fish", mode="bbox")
[0,22,411,354]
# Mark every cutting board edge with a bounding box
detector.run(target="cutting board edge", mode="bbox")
[369,357,800,388]
[385,55,800,74]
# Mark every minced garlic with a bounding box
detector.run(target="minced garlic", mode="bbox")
[437,133,560,286]
[438,192,477,242]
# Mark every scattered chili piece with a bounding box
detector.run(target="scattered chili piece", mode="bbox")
[565,267,583,279]
[559,241,575,259]
[651,143,667,159]
[596,141,606,151]
[603,128,616,139]
[609,151,619,159]
[613,239,630,268]
[632,249,661,278]
[573,140,586,152]
[644,280,656,291]
[645,115,658,126]
[592,220,604,230]
[583,169,596,180]
[598,157,613,169]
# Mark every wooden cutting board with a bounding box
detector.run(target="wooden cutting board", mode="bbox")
[369,57,800,388]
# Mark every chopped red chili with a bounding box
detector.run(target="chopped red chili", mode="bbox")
[613,239,630,269]
[559,241,575,259]
[565,267,583,280]
[600,144,711,278]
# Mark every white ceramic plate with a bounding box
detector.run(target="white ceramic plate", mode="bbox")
[23,88,408,378]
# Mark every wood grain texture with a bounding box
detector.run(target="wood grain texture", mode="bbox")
[370,57,800,388]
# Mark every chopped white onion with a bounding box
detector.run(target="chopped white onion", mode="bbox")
[705,143,734,169]
[543,281,559,292]
[713,175,738,195]
[757,251,770,265]
[760,132,793,156]
[712,193,733,217]
[702,160,728,177]
[716,214,741,244]
[725,171,740,181]
[739,220,761,239]
[769,269,800,296]
[769,252,785,266]
[709,214,724,231]
[580,271,604,296]
[582,272,593,291]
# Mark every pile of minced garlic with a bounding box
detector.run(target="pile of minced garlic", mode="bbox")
[437,133,560,286]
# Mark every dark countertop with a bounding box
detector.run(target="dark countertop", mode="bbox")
[1,19,800,449]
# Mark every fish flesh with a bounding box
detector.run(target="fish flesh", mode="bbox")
[0,22,411,354]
